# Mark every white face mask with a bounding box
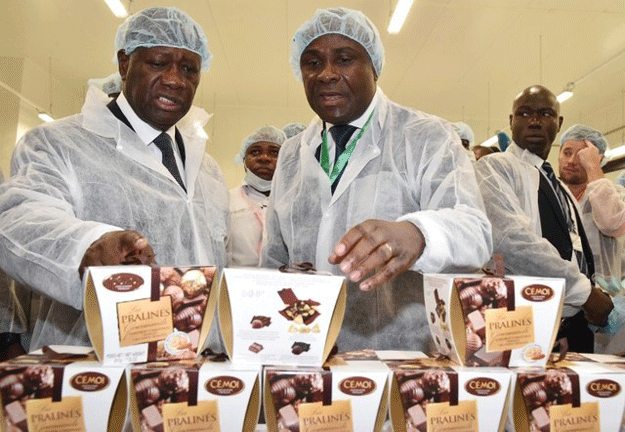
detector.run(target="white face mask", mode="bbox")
[244,169,272,193]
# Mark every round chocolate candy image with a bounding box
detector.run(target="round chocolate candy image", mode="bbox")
[400,378,425,404]
[161,285,184,311]
[459,286,483,311]
[157,369,189,395]
[180,269,207,298]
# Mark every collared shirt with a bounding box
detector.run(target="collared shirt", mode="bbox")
[116,93,185,184]
[323,90,378,172]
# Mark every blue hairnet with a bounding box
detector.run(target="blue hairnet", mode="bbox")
[497,131,511,151]
[282,123,306,139]
[114,7,212,71]
[290,7,385,81]
[451,122,474,147]
[235,125,287,165]
[560,124,609,155]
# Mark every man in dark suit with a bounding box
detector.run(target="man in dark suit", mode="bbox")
[475,85,613,352]
[0,7,228,350]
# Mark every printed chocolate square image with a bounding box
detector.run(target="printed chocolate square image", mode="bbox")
[518,370,575,432]
[277,288,321,326]
[249,342,264,353]
[395,370,451,432]
[266,370,324,431]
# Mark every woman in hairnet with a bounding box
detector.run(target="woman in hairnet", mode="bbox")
[261,8,491,351]
[227,126,285,267]
[0,7,228,351]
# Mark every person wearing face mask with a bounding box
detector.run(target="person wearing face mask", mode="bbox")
[227,126,285,267]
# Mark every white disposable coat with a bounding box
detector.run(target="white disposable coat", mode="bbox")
[0,87,229,350]
[261,89,492,351]
[227,184,266,267]
[474,142,591,317]
[578,178,625,294]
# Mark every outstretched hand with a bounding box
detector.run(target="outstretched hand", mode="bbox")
[79,230,156,279]
[328,220,425,291]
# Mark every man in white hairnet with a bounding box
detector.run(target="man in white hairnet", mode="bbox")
[228,125,285,267]
[475,85,613,353]
[261,7,492,351]
[558,125,625,296]
[0,7,228,351]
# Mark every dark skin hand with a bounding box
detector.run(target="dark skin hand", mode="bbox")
[328,220,425,291]
[582,286,614,326]
[78,230,156,279]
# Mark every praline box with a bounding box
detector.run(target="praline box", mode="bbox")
[264,350,389,432]
[0,346,127,432]
[128,358,260,432]
[84,265,218,365]
[424,274,564,367]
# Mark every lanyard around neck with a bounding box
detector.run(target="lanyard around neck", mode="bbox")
[320,110,375,183]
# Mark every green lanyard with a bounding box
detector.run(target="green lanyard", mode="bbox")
[320,110,375,183]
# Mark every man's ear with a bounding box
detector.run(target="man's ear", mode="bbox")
[557,115,564,132]
[509,114,513,127]
[117,50,130,80]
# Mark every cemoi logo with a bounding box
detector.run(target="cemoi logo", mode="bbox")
[465,377,500,396]
[339,377,376,396]
[205,376,245,396]
[70,372,110,392]
[587,379,621,398]
[521,284,554,302]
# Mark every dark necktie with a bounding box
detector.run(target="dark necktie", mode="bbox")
[153,132,186,192]
[541,161,588,276]
[329,124,357,162]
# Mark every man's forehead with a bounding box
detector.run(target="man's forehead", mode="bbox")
[133,45,201,61]
[303,34,365,53]
[513,88,558,110]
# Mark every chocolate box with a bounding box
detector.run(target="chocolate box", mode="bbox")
[84,265,219,365]
[264,350,389,432]
[384,352,512,432]
[0,346,127,432]
[511,359,625,432]
[424,274,565,367]
[219,268,346,366]
[128,358,261,432]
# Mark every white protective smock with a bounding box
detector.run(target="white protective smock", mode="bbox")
[227,184,267,267]
[474,142,591,317]
[0,86,229,350]
[578,178,625,294]
[261,89,492,351]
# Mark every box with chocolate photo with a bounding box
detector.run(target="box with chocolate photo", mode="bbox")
[0,345,127,432]
[424,274,565,367]
[84,265,219,365]
[219,268,346,366]
[128,358,261,432]
[264,353,389,432]
[511,360,625,432]
[385,354,512,432]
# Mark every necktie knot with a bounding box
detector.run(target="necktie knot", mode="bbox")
[153,132,186,191]
[329,124,357,156]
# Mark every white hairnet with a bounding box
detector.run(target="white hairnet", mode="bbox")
[560,124,609,154]
[282,123,306,139]
[290,7,385,81]
[114,7,212,71]
[87,73,122,95]
[452,122,475,146]
[235,125,286,165]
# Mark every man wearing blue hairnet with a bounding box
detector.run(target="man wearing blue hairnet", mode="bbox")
[0,7,228,350]
[228,125,285,267]
[261,8,492,351]
[558,125,625,296]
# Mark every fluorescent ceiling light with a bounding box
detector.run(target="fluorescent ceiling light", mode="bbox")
[481,135,498,147]
[104,0,128,18]
[605,145,625,160]
[37,112,54,123]
[556,91,574,103]
[388,0,415,34]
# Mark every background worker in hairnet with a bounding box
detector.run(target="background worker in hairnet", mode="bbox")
[558,125,625,295]
[228,126,285,267]
[261,7,492,351]
[282,122,307,139]
[0,7,228,351]
[452,121,474,150]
